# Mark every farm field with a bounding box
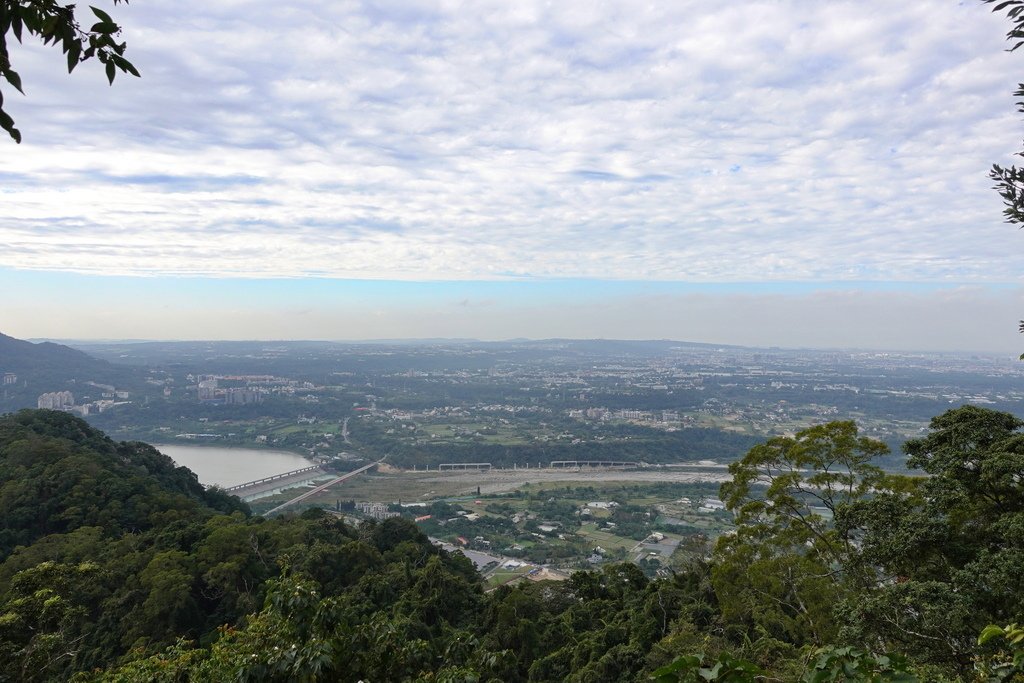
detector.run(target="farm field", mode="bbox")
[576,523,641,552]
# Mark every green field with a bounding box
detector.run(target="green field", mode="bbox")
[484,566,532,588]
[576,523,639,552]
[416,420,548,446]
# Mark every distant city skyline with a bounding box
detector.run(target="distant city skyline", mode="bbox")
[2,2,1023,352]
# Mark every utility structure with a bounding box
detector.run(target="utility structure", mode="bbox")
[549,460,638,469]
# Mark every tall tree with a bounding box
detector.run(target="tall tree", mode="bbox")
[836,406,1024,675]
[714,422,889,653]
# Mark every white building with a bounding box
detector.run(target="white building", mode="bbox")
[37,391,74,410]
[357,502,400,521]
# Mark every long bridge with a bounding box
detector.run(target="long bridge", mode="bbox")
[262,459,384,517]
[222,466,329,502]
[224,466,323,492]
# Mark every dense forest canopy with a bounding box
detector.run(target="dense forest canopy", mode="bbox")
[0,408,1020,681]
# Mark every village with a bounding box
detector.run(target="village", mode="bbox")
[337,480,735,588]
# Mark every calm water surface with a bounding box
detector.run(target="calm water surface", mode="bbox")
[155,444,313,487]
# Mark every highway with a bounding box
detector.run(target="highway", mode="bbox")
[262,458,382,517]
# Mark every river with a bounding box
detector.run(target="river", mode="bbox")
[154,443,313,487]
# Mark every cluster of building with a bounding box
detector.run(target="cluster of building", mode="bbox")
[196,377,264,405]
[36,390,128,416]
[565,407,681,424]
[189,373,335,405]
[383,403,552,422]
[37,391,75,410]
[356,502,400,521]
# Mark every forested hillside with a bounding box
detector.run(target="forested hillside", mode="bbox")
[0,408,1021,681]
[0,334,137,413]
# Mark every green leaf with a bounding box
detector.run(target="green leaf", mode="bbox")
[67,42,81,73]
[105,60,116,85]
[652,655,702,678]
[90,21,120,34]
[90,6,114,23]
[702,661,722,679]
[3,69,24,94]
[0,109,22,143]
[979,624,1007,645]
[109,53,139,77]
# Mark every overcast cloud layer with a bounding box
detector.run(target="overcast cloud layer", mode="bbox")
[2,0,1023,282]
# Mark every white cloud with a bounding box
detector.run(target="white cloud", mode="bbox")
[1,0,1022,282]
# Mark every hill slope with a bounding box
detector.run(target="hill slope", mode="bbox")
[0,332,136,412]
[0,409,247,561]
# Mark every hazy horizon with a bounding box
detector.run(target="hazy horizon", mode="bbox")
[15,313,1024,359]
[41,339,1024,358]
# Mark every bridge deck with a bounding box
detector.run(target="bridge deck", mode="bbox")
[225,465,322,492]
[263,460,382,517]
[225,467,329,501]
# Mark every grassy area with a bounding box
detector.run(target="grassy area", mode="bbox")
[576,523,639,551]
[297,472,477,506]
[485,567,532,588]
[270,424,315,435]
[418,421,539,446]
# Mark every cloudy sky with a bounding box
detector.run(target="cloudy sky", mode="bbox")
[2,0,1024,351]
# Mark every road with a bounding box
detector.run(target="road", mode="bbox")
[226,467,329,501]
[415,467,733,495]
[262,459,382,516]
